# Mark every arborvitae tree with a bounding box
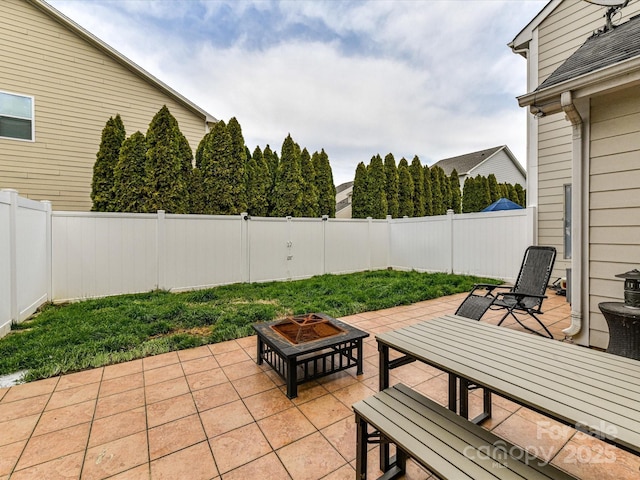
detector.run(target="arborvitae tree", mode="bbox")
[273,134,304,216]
[430,166,444,215]
[225,117,248,212]
[263,144,278,215]
[478,175,492,211]
[514,183,526,207]
[312,149,336,217]
[423,165,433,216]
[189,167,205,214]
[299,148,319,217]
[439,167,451,212]
[113,131,146,212]
[144,106,190,213]
[91,114,126,211]
[351,162,369,219]
[507,183,520,204]
[195,130,211,169]
[384,153,399,218]
[397,159,414,217]
[487,174,500,203]
[246,146,270,216]
[449,169,462,214]
[367,154,388,219]
[198,120,237,214]
[462,176,475,213]
[409,156,425,217]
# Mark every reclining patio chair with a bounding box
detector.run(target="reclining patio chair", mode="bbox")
[455,246,557,338]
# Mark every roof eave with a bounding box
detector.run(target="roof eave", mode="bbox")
[28,0,218,124]
[509,0,561,54]
[517,55,640,116]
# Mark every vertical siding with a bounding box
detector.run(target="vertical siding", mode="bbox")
[532,0,640,279]
[589,86,640,349]
[0,0,208,211]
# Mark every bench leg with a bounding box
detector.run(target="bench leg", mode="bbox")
[355,414,368,480]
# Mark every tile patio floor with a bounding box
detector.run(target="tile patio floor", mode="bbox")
[2,291,640,479]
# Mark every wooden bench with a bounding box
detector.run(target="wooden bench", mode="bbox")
[353,383,577,480]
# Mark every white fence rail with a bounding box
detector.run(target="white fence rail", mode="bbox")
[1,189,533,337]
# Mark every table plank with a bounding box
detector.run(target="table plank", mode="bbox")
[376,315,640,455]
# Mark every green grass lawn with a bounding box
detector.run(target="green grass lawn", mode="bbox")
[0,270,500,383]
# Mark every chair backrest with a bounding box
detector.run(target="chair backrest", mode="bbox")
[512,246,557,308]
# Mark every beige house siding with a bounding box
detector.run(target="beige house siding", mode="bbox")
[589,86,640,349]
[0,0,210,211]
[533,0,640,280]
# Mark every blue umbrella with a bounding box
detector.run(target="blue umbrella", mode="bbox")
[482,197,524,212]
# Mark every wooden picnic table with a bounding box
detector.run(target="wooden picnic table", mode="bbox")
[376,314,640,456]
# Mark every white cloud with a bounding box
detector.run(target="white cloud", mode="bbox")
[50,0,546,185]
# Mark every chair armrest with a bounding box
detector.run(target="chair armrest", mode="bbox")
[469,284,510,295]
[500,291,547,300]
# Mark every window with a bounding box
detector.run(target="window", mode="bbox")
[563,184,572,259]
[0,91,34,141]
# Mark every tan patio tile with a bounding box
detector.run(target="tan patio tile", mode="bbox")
[98,372,144,397]
[55,368,103,391]
[1,377,57,403]
[200,399,254,438]
[297,394,352,430]
[192,382,239,412]
[33,399,95,436]
[318,371,358,392]
[102,359,142,380]
[235,334,257,350]
[0,388,6,402]
[387,363,437,387]
[89,406,146,447]
[243,387,293,420]
[177,345,213,362]
[143,351,180,370]
[277,431,346,480]
[150,441,218,480]
[209,340,241,355]
[149,413,206,460]
[0,414,38,446]
[359,374,382,392]
[332,382,376,408]
[412,374,449,407]
[106,464,151,480]
[492,408,573,462]
[180,354,219,376]
[320,463,355,480]
[146,392,197,428]
[321,416,357,462]
[82,431,148,480]
[264,368,287,387]
[94,387,145,419]
[231,371,277,398]
[214,348,252,367]
[143,362,184,386]
[209,423,272,473]
[17,422,90,470]
[186,367,229,391]
[222,451,290,480]
[0,394,49,423]
[0,440,26,476]
[257,407,316,450]
[145,376,190,404]
[9,451,83,480]
[46,381,100,410]
[222,359,265,381]
[552,431,640,480]
[287,382,329,405]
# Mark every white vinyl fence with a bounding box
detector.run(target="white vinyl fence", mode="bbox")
[1,189,534,337]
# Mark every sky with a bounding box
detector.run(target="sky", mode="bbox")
[49,0,548,187]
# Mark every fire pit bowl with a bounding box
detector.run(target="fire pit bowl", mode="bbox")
[270,313,346,344]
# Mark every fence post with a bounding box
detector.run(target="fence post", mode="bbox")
[42,200,52,302]
[322,215,328,275]
[241,212,250,283]
[367,217,372,271]
[386,215,392,269]
[447,209,455,274]
[4,189,18,323]
[156,210,166,290]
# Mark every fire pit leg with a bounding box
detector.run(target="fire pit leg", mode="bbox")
[256,336,264,365]
[286,357,298,399]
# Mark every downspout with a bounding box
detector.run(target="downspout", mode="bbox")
[560,91,584,339]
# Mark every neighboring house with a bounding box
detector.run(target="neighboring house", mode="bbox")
[432,145,526,190]
[0,0,216,211]
[510,0,640,348]
[335,181,353,218]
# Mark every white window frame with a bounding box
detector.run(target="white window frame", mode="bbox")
[0,90,35,142]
